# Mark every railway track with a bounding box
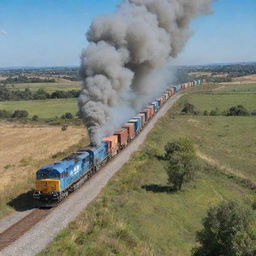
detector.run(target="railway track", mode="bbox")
[0,208,53,251]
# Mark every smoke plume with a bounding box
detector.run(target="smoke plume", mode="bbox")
[79,0,213,145]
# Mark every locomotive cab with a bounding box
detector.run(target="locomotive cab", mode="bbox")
[33,167,61,202]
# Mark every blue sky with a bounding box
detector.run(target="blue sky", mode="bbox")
[0,0,255,67]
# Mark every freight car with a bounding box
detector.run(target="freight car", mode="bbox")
[33,80,203,204]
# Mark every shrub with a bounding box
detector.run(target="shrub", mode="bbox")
[181,102,199,115]
[203,110,208,116]
[209,107,221,116]
[192,200,256,256]
[61,112,73,119]
[251,109,256,116]
[226,105,250,116]
[12,110,29,118]
[0,109,12,118]
[31,115,39,121]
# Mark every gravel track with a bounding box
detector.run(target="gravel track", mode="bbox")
[1,94,182,256]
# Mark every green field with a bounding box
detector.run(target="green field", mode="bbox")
[184,92,256,112]
[40,83,256,256]
[221,83,256,93]
[6,81,80,92]
[0,98,78,118]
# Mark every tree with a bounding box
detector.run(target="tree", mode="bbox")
[31,115,39,121]
[226,105,250,116]
[251,109,256,116]
[61,112,73,119]
[181,102,199,115]
[192,200,256,256]
[164,138,198,191]
[12,110,28,118]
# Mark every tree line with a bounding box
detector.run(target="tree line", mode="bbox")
[0,86,80,101]
[182,102,256,116]
[1,75,56,84]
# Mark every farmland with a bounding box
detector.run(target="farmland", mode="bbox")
[0,122,88,218]
[0,98,78,118]
[5,80,80,93]
[39,82,256,256]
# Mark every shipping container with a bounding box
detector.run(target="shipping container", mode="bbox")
[138,113,145,127]
[114,128,128,148]
[157,98,164,106]
[103,136,119,157]
[167,89,173,97]
[134,116,142,130]
[128,119,140,133]
[142,109,150,122]
[122,123,135,140]
[151,101,158,112]
[148,105,155,117]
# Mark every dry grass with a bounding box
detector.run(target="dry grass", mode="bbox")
[0,121,88,218]
[0,122,87,191]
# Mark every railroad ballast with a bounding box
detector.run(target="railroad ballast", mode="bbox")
[33,80,203,204]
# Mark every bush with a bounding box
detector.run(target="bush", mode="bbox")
[31,115,39,121]
[164,138,199,191]
[61,112,73,119]
[192,200,256,256]
[181,102,199,115]
[203,110,208,116]
[209,107,221,116]
[226,105,250,116]
[251,109,256,116]
[12,110,29,118]
[0,109,12,118]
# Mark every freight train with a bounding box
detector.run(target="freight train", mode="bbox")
[33,80,203,204]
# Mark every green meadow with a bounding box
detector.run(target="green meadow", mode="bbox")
[6,81,80,92]
[0,98,78,118]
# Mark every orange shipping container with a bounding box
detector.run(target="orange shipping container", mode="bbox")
[103,135,119,156]
[148,105,154,117]
[114,128,128,147]
[122,123,135,140]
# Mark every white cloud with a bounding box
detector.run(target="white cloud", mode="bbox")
[0,30,7,35]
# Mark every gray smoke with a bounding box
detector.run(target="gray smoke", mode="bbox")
[79,0,213,145]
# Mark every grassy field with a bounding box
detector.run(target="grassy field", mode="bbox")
[0,123,88,219]
[0,98,78,118]
[5,80,80,92]
[220,83,256,93]
[40,83,256,256]
[184,93,256,112]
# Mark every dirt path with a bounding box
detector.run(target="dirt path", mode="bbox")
[1,94,182,256]
[197,151,256,188]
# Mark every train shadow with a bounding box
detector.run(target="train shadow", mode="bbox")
[7,190,38,211]
[141,184,175,193]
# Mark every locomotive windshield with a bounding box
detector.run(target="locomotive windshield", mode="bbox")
[37,168,60,179]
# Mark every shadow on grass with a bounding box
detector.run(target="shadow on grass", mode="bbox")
[7,190,38,211]
[141,184,175,193]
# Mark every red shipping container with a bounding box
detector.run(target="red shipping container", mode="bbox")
[114,128,128,147]
[103,135,119,156]
[122,123,135,140]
